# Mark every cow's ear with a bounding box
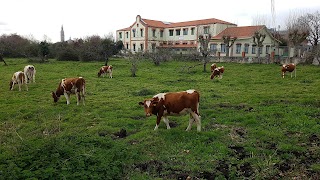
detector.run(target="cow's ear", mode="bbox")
[138,102,144,106]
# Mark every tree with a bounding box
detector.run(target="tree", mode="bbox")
[297,11,320,63]
[146,45,172,66]
[285,11,309,60]
[39,41,50,62]
[252,32,266,62]
[127,51,144,77]
[198,34,211,72]
[0,53,7,65]
[222,35,237,58]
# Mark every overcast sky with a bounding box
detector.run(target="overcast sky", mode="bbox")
[0,0,319,43]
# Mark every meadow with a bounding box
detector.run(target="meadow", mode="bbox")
[0,58,319,179]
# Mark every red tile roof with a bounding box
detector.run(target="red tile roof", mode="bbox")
[212,25,265,39]
[117,17,236,31]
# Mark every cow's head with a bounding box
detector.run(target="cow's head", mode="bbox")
[97,71,102,77]
[51,91,59,102]
[139,98,160,117]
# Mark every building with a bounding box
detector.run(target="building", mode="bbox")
[60,25,65,42]
[116,15,280,58]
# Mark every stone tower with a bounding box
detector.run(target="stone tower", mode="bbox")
[60,25,65,42]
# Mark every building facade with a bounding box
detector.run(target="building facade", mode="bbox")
[116,15,280,58]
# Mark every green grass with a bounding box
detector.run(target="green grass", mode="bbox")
[0,58,319,179]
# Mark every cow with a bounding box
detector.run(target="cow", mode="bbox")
[98,65,113,78]
[51,77,86,105]
[138,89,201,132]
[210,63,217,72]
[23,65,36,83]
[9,71,28,91]
[210,66,225,79]
[281,63,296,78]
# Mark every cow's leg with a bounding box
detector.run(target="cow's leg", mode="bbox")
[186,114,194,131]
[11,82,15,90]
[190,112,201,132]
[154,116,162,130]
[18,81,21,91]
[25,83,28,91]
[64,93,70,105]
[109,71,113,78]
[76,92,80,105]
[162,116,171,129]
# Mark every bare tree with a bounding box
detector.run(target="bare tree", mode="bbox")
[0,53,7,65]
[297,11,320,63]
[198,34,211,72]
[127,51,144,77]
[222,35,237,58]
[146,45,172,66]
[285,11,309,59]
[252,32,266,63]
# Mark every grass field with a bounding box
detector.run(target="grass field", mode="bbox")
[0,58,319,179]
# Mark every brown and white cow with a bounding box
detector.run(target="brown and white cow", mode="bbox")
[10,71,28,91]
[139,89,201,131]
[23,65,36,83]
[98,65,113,78]
[281,63,296,78]
[210,63,217,72]
[52,77,86,105]
[210,66,225,79]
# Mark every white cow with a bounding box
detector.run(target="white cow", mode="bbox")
[24,65,36,83]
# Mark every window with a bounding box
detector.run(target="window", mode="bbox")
[169,30,174,36]
[119,32,122,39]
[259,46,263,54]
[132,29,136,37]
[140,29,143,37]
[126,32,129,38]
[183,28,188,35]
[152,29,156,37]
[204,26,209,34]
[160,30,163,37]
[191,28,195,35]
[244,44,249,53]
[126,43,129,49]
[221,44,226,53]
[210,44,217,52]
[176,29,181,36]
[140,44,143,51]
[252,45,256,54]
[133,44,136,51]
[266,45,270,54]
[236,44,242,54]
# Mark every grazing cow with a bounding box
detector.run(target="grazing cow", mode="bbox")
[23,65,36,83]
[281,63,296,78]
[52,77,86,105]
[210,66,225,79]
[10,71,28,91]
[139,89,201,131]
[98,65,113,78]
[210,63,217,72]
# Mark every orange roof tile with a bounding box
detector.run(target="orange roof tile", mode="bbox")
[117,17,236,31]
[213,25,265,39]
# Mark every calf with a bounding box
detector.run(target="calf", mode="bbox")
[23,65,36,83]
[281,63,296,78]
[98,65,113,78]
[210,63,217,72]
[139,89,201,131]
[10,71,28,91]
[52,77,86,105]
[210,66,225,79]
